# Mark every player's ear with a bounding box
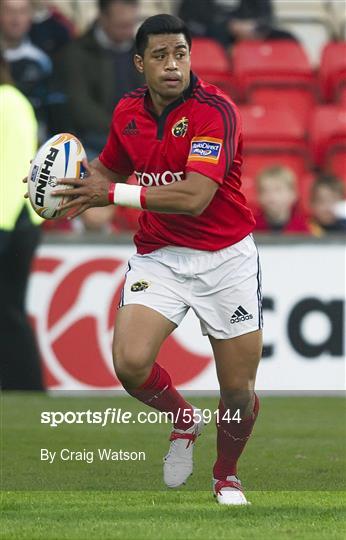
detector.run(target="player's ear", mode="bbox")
[134,54,144,74]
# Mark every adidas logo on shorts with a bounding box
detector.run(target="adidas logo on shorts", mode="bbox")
[230,306,253,324]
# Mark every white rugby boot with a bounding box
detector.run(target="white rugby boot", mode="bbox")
[213,476,250,505]
[163,411,204,488]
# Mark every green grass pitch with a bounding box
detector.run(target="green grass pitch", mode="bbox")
[1,393,345,539]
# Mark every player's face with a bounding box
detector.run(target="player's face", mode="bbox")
[135,34,191,100]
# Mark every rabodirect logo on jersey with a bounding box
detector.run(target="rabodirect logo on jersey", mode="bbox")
[188,137,223,164]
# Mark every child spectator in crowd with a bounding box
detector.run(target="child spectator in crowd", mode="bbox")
[309,175,346,235]
[254,165,310,233]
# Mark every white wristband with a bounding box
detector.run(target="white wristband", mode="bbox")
[108,183,147,209]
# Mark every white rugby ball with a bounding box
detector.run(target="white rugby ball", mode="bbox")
[28,133,87,219]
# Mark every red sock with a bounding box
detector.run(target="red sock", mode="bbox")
[125,363,194,430]
[213,393,260,480]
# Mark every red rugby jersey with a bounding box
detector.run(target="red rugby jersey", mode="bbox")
[99,73,255,254]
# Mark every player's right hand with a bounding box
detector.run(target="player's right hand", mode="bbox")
[52,158,110,220]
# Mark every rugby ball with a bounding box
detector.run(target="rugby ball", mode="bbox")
[28,133,87,219]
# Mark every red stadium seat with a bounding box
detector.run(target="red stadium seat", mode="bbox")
[310,105,346,168]
[240,104,309,155]
[319,42,346,102]
[248,87,316,123]
[191,38,236,97]
[239,104,311,210]
[232,40,316,101]
[191,37,230,73]
[242,153,309,183]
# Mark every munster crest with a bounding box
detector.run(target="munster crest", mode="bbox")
[172,117,189,137]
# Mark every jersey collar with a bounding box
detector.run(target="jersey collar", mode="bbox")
[143,72,199,140]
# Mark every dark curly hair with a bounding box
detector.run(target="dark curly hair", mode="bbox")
[135,14,192,57]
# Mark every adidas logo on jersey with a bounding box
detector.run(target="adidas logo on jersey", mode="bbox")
[123,119,139,136]
[230,306,253,324]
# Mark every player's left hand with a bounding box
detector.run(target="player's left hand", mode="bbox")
[53,159,110,219]
[22,160,32,199]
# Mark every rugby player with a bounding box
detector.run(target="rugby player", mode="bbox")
[52,14,263,505]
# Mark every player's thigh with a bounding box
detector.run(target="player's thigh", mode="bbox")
[210,329,263,390]
[194,234,263,341]
[113,251,189,379]
[113,304,176,377]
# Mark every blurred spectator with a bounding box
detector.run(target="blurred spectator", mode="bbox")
[139,0,174,20]
[42,207,117,234]
[178,0,222,38]
[58,0,143,159]
[0,53,44,390]
[43,204,140,234]
[81,207,117,233]
[30,0,76,59]
[0,0,52,137]
[179,0,295,47]
[254,165,310,234]
[309,175,346,235]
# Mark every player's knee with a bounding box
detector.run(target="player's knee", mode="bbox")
[113,343,152,385]
[220,387,254,417]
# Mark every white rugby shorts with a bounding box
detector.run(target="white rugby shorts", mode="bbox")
[119,234,263,339]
